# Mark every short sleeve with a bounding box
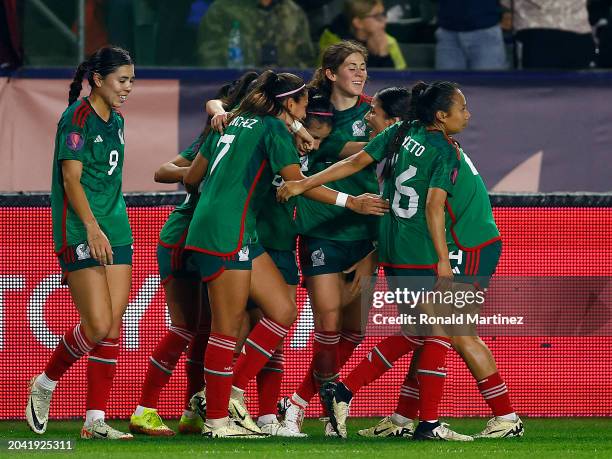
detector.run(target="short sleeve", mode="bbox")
[264,119,300,173]
[198,131,220,161]
[363,122,400,163]
[57,117,88,162]
[429,146,460,196]
[180,136,204,162]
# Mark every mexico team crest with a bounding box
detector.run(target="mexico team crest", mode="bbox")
[76,243,91,260]
[311,248,325,267]
[352,120,367,137]
[238,246,250,262]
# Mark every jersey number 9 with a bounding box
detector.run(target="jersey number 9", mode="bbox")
[107,150,119,175]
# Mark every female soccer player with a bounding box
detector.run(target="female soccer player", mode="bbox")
[181,70,387,438]
[280,81,523,441]
[128,72,259,437]
[281,41,380,435]
[26,46,135,439]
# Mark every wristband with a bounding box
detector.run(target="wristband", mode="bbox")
[335,192,349,208]
[290,119,303,133]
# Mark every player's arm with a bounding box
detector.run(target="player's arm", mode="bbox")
[338,141,368,159]
[277,150,375,201]
[61,160,113,265]
[183,153,210,194]
[426,187,452,282]
[278,163,388,216]
[154,155,192,184]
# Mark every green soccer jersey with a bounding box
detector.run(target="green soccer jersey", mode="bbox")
[51,98,132,253]
[446,146,500,251]
[256,173,297,252]
[364,121,460,267]
[159,132,218,247]
[296,95,379,241]
[185,114,299,255]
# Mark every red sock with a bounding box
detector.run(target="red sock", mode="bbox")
[477,372,514,416]
[86,337,120,411]
[343,334,423,394]
[395,373,419,420]
[417,337,451,421]
[256,349,284,417]
[233,318,289,391]
[44,324,95,381]
[204,333,236,420]
[139,326,193,408]
[338,329,364,367]
[184,330,209,408]
[295,330,340,403]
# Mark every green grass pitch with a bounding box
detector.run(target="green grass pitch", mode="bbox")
[1,418,611,458]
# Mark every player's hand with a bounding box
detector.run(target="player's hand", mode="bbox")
[296,136,315,156]
[434,259,453,291]
[344,249,378,298]
[86,223,113,265]
[347,193,389,216]
[277,180,307,202]
[211,113,228,133]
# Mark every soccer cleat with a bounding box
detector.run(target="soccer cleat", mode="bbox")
[189,388,207,422]
[201,419,268,439]
[26,376,52,435]
[357,416,414,438]
[81,419,134,440]
[129,408,175,436]
[229,392,262,434]
[412,421,473,442]
[320,381,352,438]
[178,411,204,434]
[258,419,307,438]
[322,418,338,437]
[473,416,524,439]
[279,396,305,434]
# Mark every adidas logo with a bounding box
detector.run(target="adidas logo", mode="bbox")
[94,135,103,143]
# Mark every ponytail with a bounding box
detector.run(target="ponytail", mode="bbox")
[68,62,89,106]
[408,80,458,125]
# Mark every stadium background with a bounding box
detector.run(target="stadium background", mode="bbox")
[1,69,611,420]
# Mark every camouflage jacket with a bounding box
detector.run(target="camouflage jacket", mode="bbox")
[197,0,316,68]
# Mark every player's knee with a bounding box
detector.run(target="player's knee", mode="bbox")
[83,319,112,343]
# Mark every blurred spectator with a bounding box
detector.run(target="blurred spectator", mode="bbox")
[319,0,407,69]
[502,0,595,69]
[589,0,612,68]
[0,0,22,69]
[435,0,507,70]
[197,0,315,68]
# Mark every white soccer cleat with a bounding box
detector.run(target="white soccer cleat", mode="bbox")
[357,416,414,438]
[202,419,268,439]
[322,418,339,437]
[81,419,133,440]
[258,419,307,437]
[229,392,262,434]
[189,388,207,421]
[25,376,52,435]
[280,397,306,434]
[473,416,524,438]
[413,421,473,442]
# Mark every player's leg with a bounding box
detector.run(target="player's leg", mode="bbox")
[230,251,296,433]
[131,263,200,436]
[26,260,111,435]
[81,261,133,440]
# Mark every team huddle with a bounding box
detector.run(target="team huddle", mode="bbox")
[26,41,524,441]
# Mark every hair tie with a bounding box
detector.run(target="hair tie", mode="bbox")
[275,84,306,98]
[307,111,333,116]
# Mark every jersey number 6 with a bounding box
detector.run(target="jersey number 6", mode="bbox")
[392,165,418,219]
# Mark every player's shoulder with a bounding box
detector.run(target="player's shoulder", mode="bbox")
[425,129,461,160]
[358,93,372,106]
[60,98,93,130]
